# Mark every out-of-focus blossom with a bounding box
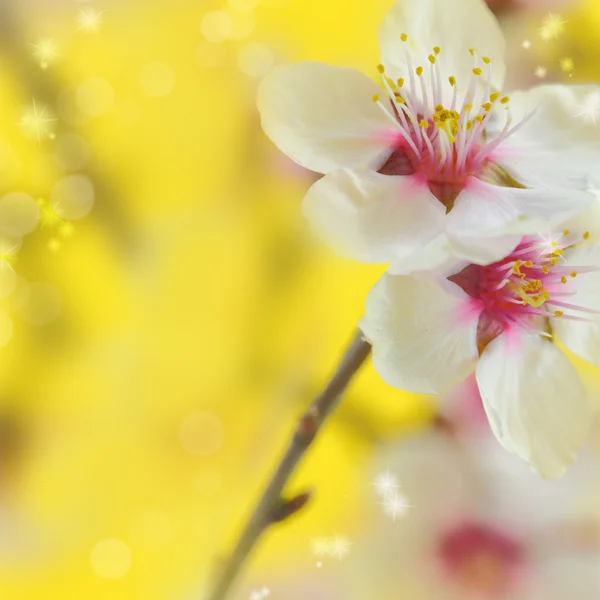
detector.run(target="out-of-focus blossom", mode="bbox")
[258,0,599,271]
[361,222,600,477]
[348,378,600,599]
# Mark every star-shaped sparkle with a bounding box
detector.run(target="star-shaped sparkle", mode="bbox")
[20,99,56,142]
[381,491,411,522]
[373,469,400,499]
[575,90,600,124]
[534,66,547,79]
[560,57,574,73]
[539,13,566,41]
[77,8,104,32]
[31,37,59,69]
[329,535,353,561]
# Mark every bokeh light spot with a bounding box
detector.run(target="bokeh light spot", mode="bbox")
[178,411,224,456]
[76,78,115,117]
[0,309,13,347]
[237,43,274,78]
[140,62,176,98]
[90,538,132,579]
[0,193,39,238]
[201,11,233,43]
[51,175,95,220]
[129,508,173,551]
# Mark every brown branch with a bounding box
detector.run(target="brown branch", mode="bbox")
[205,331,372,600]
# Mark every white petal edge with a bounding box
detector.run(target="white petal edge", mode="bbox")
[476,330,593,479]
[360,274,481,394]
[302,170,445,263]
[257,62,395,174]
[378,0,506,100]
[447,178,594,237]
[494,84,600,188]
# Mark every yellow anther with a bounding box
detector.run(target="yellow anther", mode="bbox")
[542,266,549,274]
[397,78,404,88]
[554,248,563,256]
[433,46,441,55]
[428,55,436,64]
[482,57,491,64]
[563,229,570,236]
[419,119,429,129]
[500,96,510,104]
[561,276,568,284]
[377,64,385,74]
[400,33,408,42]
[571,271,578,278]
[481,102,492,112]
[385,76,396,89]
[472,68,482,76]
[489,92,500,102]
[583,231,591,240]
[524,261,533,267]
[372,94,380,103]
[469,48,475,56]
[464,103,472,112]
[394,93,405,104]
[466,120,473,130]
[554,310,564,317]
[416,66,423,76]
[551,241,557,247]
[435,104,444,112]
[551,256,559,265]
[474,115,484,123]
[449,76,456,87]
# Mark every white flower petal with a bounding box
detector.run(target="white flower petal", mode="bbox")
[447,178,593,237]
[495,84,600,188]
[552,239,600,366]
[378,0,505,100]
[302,170,445,263]
[360,274,481,394]
[257,62,394,174]
[476,331,592,479]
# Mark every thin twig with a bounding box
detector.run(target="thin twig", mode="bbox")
[205,331,372,600]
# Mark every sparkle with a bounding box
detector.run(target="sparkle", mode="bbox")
[539,13,566,41]
[521,40,531,50]
[59,222,75,238]
[0,242,19,270]
[575,90,600,124]
[560,57,574,73]
[534,66,547,79]
[249,587,270,600]
[31,37,59,69]
[380,491,411,522]
[77,8,104,32]
[20,99,56,142]
[329,535,353,561]
[373,469,400,499]
[47,237,61,253]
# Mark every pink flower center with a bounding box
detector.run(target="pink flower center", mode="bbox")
[437,521,524,595]
[373,39,531,211]
[448,232,597,349]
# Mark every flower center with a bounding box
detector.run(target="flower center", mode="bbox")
[438,521,524,595]
[448,231,598,349]
[374,35,530,211]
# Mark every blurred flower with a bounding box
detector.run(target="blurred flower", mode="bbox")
[361,227,600,478]
[258,0,600,274]
[350,380,600,599]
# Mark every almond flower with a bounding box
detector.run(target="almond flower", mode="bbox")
[258,0,599,269]
[360,227,600,478]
